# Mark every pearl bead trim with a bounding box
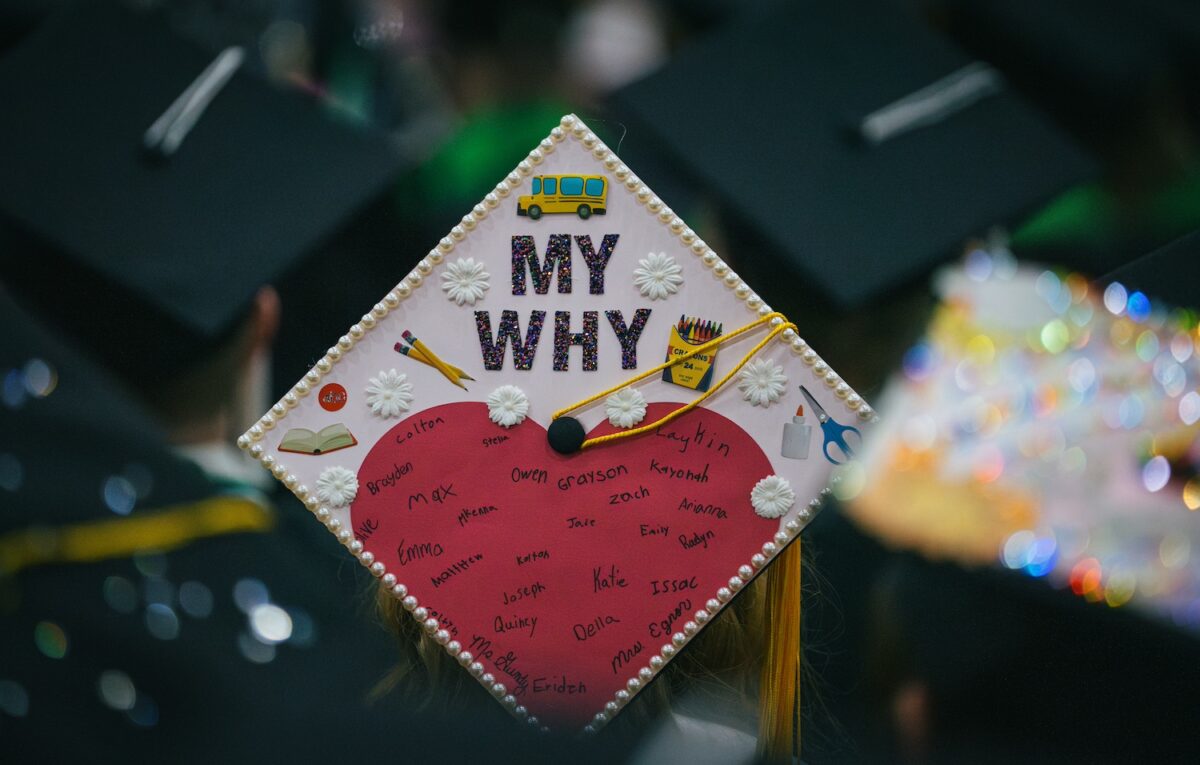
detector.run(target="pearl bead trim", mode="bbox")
[583,489,828,734]
[234,113,876,733]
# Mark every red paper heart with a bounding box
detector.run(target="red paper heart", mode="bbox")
[351,401,779,730]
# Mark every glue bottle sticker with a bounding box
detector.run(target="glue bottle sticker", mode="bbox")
[780,405,812,459]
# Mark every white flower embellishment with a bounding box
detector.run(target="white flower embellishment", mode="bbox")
[605,387,648,429]
[365,369,414,418]
[487,384,529,428]
[316,466,358,508]
[751,475,795,519]
[441,257,490,306]
[737,358,787,408]
[632,251,684,301]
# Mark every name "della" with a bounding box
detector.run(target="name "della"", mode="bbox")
[572,614,620,641]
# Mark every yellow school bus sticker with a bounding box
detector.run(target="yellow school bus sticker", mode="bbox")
[517,174,608,220]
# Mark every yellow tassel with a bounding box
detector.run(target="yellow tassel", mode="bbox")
[757,537,802,763]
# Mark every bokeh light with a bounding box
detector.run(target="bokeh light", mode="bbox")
[966,334,996,365]
[1067,358,1096,393]
[1126,291,1151,322]
[1024,538,1058,577]
[249,603,293,644]
[1104,567,1137,607]
[964,248,992,281]
[1179,391,1200,425]
[288,609,317,648]
[1118,394,1145,429]
[1109,318,1134,347]
[1035,270,1060,303]
[34,621,68,659]
[0,680,30,718]
[178,581,214,619]
[132,550,168,579]
[1160,533,1191,569]
[1059,446,1087,474]
[127,694,158,727]
[238,632,276,664]
[97,670,137,711]
[102,576,138,614]
[1040,319,1070,354]
[1135,330,1159,362]
[1103,281,1127,315]
[972,444,1005,483]
[0,453,23,492]
[1154,357,1187,397]
[1002,530,1036,569]
[145,603,180,640]
[1068,301,1094,327]
[1069,557,1103,600]
[233,578,269,613]
[1142,455,1170,492]
[142,578,174,607]
[101,475,136,515]
[22,358,57,397]
[1171,331,1194,362]
[2,368,27,409]
[1184,479,1200,511]
[902,342,937,382]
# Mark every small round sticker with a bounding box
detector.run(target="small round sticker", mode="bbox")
[319,383,348,412]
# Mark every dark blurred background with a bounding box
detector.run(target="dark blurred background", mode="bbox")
[1,0,1198,762]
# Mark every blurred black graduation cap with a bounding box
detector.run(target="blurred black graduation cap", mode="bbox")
[936,0,1200,149]
[0,2,405,393]
[871,556,1200,762]
[609,0,1098,315]
[1105,228,1200,310]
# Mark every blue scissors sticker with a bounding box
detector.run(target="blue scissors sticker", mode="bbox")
[799,386,862,465]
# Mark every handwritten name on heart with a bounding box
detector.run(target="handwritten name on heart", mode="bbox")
[351,401,777,730]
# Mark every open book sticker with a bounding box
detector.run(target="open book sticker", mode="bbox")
[277,423,357,455]
[238,115,876,734]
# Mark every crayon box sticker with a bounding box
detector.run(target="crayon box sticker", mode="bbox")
[662,316,723,391]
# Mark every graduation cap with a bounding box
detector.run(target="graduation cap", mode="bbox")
[608,0,1097,315]
[237,113,878,757]
[937,0,1200,141]
[0,3,405,390]
[847,251,1200,629]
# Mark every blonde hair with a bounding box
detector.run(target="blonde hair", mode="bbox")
[371,573,770,734]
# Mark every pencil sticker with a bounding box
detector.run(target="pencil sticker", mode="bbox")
[396,331,472,390]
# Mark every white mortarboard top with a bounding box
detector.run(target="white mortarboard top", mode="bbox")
[238,114,876,735]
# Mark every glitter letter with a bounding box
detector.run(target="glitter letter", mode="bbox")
[512,235,572,295]
[553,311,599,371]
[605,309,652,369]
[575,234,619,295]
[476,310,546,370]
